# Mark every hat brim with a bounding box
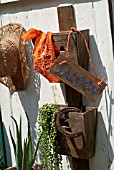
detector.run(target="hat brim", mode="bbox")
[0,23,29,91]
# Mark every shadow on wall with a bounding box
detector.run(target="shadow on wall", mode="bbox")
[105,76,114,140]
[2,123,12,168]
[0,0,102,14]
[17,40,41,160]
[82,34,114,170]
[83,34,107,106]
[86,37,114,168]
[89,111,114,170]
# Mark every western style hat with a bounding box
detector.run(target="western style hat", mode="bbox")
[0,22,29,90]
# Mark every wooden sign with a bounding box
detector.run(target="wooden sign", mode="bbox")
[49,53,107,102]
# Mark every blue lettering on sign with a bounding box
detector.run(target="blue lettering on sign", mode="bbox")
[59,69,78,84]
[60,68,71,80]
[74,76,86,87]
[83,84,100,95]
[74,76,100,95]
[52,63,101,96]
[68,72,78,84]
[52,63,68,74]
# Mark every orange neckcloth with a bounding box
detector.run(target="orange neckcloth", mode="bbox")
[21,28,60,82]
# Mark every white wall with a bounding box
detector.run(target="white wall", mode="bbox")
[0,0,19,4]
[0,0,114,170]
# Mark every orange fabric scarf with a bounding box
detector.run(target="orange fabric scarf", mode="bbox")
[21,28,60,82]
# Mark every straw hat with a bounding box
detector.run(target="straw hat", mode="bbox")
[0,23,29,90]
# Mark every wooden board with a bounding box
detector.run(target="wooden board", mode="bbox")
[53,31,89,70]
[57,5,76,31]
[57,5,89,107]
[49,53,107,102]
[57,107,97,159]
[53,30,89,106]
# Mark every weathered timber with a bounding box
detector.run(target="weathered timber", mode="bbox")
[72,158,90,170]
[57,5,76,31]
[53,31,89,106]
[53,30,89,70]
[57,5,90,170]
[56,107,97,159]
[57,5,89,106]
[49,53,106,102]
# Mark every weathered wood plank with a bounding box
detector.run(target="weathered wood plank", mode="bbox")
[57,107,97,159]
[53,30,89,67]
[57,5,89,106]
[57,5,76,31]
[57,5,90,170]
[49,54,106,102]
[72,158,90,170]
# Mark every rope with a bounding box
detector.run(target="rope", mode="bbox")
[60,27,106,86]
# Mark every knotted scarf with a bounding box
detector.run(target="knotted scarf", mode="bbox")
[21,28,60,82]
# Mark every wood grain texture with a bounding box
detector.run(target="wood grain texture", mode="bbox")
[53,30,89,69]
[72,158,90,170]
[57,5,76,31]
[57,107,97,159]
[57,5,89,106]
[49,54,106,102]
[57,5,90,170]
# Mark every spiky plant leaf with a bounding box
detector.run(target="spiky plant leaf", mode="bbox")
[10,112,39,170]
[29,135,41,170]
[25,112,32,168]
[19,116,23,169]
[27,136,33,169]
[9,126,16,157]
[22,139,29,170]
[25,112,31,138]
[11,116,23,170]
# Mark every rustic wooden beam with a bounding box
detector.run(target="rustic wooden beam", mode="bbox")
[57,5,76,31]
[72,158,90,170]
[57,5,82,106]
[57,5,90,170]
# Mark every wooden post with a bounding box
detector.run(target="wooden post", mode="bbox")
[57,5,90,170]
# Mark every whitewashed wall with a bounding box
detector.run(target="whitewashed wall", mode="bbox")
[0,0,114,170]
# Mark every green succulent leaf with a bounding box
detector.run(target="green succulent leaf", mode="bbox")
[25,112,31,138]
[11,116,23,170]
[9,126,16,157]
[27,136,32,169]
[10,112,40,170]
[22,139,29,170]
[29,134,41,170]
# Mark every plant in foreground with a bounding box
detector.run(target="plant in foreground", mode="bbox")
[37,103,62,170]
[9,112,40,170]
[0,152,5,170]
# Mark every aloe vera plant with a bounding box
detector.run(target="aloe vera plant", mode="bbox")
[9,112,40,170]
